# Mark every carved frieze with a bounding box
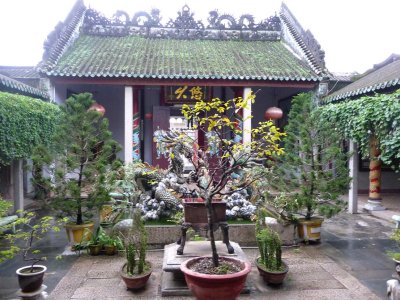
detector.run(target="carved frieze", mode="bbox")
[82,5,281,41]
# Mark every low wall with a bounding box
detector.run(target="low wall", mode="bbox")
[145,224,258,247]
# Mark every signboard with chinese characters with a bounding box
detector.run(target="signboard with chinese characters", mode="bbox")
[165,86,210,104]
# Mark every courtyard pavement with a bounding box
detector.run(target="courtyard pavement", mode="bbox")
[1,194,399,299]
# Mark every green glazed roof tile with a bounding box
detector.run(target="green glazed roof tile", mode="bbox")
[325,59,400,102]
[0,74,48,99]
[44,35,319,82]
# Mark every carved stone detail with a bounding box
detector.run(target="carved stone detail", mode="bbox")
[82,5,281,41]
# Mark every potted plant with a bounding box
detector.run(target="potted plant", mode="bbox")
[177,93,285,299]
[255,208,288,285]
[84,226,103,256]
[269,92,350,242]
[120,209,152,289]
[103,235,123,256]
[251,166,299,245]
[0,198,64,293]
[32,93,121,247]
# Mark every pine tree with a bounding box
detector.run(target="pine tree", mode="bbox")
[270,92,350,220]
[33,93,121,225]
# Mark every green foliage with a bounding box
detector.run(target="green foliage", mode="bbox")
[270,92,350,220]
[387,228,400,260]
[0,92,60,165]
[0,198,65,265]
[32,93,122,225]
[180,93,285,267]
[167,211,184,225]
[256,227,283,272]
[121,209,148,275]
[320,89,400,170]
[251,166,298,223]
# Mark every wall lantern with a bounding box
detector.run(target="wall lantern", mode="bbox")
[88,102,106,115]
[145,113,153,120]
[264,106,283,120]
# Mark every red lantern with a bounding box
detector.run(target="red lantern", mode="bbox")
[88,103,106,115]
[264,107,283,120]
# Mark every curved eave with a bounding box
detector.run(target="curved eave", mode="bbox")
[47,75,320,89]
[45,71,321,82]
[324,78,400,102]
[0,74,48,100]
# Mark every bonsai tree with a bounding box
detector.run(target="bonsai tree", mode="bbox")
[33,93,121,225]
[0,197,65,292]
[0,197,64,264]
[269,92,350,221]
[179,93,285,268]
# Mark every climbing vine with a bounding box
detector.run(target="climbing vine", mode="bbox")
[0,92,60,165]
[319,89,400,170]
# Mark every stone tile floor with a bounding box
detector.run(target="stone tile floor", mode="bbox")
[1,193,399,299]
[48,246,379,300]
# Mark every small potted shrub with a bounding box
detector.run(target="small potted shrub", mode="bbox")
[120,209,152,289]
[255,218,288,285]
[103,235,123,256]
[85,227,103,256]
[0,198,64,293]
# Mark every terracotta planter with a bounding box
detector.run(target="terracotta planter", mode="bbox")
[16,265,47,293]
[65,222,94,247]
[104,244,117,255]
[120,262,152,289]
[255,258,288,285]
[88,244,102,256]
[297,217,324,242]
[180,256,251,300]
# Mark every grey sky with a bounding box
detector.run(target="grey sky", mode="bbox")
[0,0,399,73]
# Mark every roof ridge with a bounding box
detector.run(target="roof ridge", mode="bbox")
[38,0,86,72]
[279,3,326,76]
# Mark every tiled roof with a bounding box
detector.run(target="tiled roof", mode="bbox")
[0,66,40,79]
[42,34,320,82]
[40,0,86,68]
[0,74,48,99]
[330,72,357,83]
[279,3,326,75]
[325,59,400,102]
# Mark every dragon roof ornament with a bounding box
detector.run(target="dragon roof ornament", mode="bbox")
[82,5,282,41]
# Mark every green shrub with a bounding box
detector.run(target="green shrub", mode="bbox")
[0,92,59,165]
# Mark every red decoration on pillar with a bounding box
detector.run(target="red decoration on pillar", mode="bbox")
[145,113,153,120]
[264,107,283,120]
[88,103,106,115]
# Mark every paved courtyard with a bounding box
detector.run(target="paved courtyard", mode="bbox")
[1,194,399,299]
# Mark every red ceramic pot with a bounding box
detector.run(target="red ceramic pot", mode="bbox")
[180,256,251,300]
[255,258,289,285]
[120,262,152,290]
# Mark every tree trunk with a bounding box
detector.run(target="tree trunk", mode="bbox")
[206,197,219,267]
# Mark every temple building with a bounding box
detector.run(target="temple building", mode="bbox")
[37,0,327,169]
